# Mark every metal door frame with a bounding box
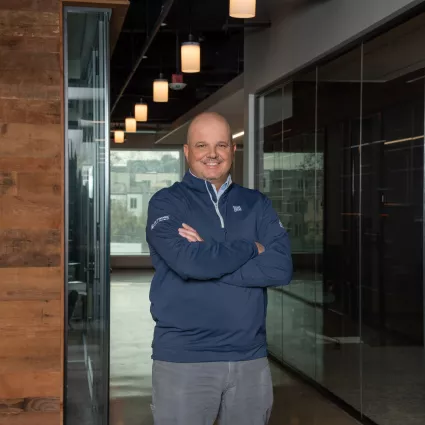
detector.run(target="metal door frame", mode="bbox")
[63,6,111,425]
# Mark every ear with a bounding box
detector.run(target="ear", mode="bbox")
[183,144,189,160]
[233,143,237,154]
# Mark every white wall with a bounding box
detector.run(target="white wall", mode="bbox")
[243,0,423,187]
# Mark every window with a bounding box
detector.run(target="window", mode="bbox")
[110,150,182,255]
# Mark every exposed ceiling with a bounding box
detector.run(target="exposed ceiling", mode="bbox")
[154,75,244,145]
[110,0,246,128]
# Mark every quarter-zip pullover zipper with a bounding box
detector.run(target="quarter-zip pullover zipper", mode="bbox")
[205,181,226,228]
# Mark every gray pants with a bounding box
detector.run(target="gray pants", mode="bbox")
[151,357,273,425]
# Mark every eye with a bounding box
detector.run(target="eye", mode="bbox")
[218,143,229,148]
[196,143,206,148]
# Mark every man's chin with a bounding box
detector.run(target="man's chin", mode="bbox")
[203,170,223,181]
[201,166,222,178]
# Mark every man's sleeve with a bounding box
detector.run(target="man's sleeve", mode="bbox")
[218,196,293,288]
[146,190,258,281]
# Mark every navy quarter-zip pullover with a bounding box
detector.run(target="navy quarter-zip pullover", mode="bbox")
[146,171,293,363]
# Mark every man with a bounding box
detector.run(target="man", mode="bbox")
[146,112,292,425]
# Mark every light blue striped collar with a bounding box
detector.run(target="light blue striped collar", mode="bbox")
[189,169,232,201]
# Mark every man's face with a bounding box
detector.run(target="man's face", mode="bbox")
[184,116,236,186]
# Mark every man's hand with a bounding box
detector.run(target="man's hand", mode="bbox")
[178,223,204,242]
[255,242,265,254]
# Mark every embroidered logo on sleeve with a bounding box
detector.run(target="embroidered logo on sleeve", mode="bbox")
[151,215,170,230]
[233,205,242,212]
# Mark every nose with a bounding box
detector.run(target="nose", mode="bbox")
[207,146,218,158]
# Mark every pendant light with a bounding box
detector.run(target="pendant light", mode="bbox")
[135,98,148,122]
[114,130,125,144]
[181,34,200,73]
[153,73,169,102]
[181,0,200,73]
[125,116,137,133]
[229,0,256,18]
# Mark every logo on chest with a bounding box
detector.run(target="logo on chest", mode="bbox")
[233,205,242,212]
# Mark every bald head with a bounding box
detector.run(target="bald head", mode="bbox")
[184,112,236,189]
[187,112,232,146]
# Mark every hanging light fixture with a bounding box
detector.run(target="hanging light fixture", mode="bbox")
[181,34,200,73]
[135,99,148,122]
[153,73,169,102]
[125,117,137,133]
[229,0,256,18]
[114,130,125,144]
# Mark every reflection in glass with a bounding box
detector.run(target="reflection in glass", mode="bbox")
[259,75,324,379]
[258,10,425,425]
[361,13,425,425]
[258,87,285,361]
[65,7,110,425]
[317,46,363,410]
[110,150,182,255]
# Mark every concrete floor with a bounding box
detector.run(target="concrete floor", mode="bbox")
[109,270,361,425]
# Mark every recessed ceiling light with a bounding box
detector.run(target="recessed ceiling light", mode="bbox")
[232,131,244,139]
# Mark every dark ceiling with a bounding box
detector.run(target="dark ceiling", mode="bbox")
[110,0,245,128]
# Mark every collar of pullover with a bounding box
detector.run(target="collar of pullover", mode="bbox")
[182,170,232,201]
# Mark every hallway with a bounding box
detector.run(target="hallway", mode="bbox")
[109,271,361,425]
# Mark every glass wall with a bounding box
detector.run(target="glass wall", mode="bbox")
[258,12,425,425]
[110,150,182,255]
[64,7,110,425]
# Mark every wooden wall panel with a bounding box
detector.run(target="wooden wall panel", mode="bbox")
[0,0,63,424]
[0,268,61,301]
[0,1,129,424]
[0,412,59,425]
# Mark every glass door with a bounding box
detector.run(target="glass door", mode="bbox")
[64,7,111,425]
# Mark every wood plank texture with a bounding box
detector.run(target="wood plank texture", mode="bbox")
[0,11,59,38]
[0,99,61,124]
[0,2,127,423]
[0,372,61,399]
[0,229,61,267]
[0,1,59,12]
[0,412,60,425]
[0,268,61,301]
[0,397,60,414]
[0,1,63,424]
[0,36,60,54]
[0,123,62,157]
